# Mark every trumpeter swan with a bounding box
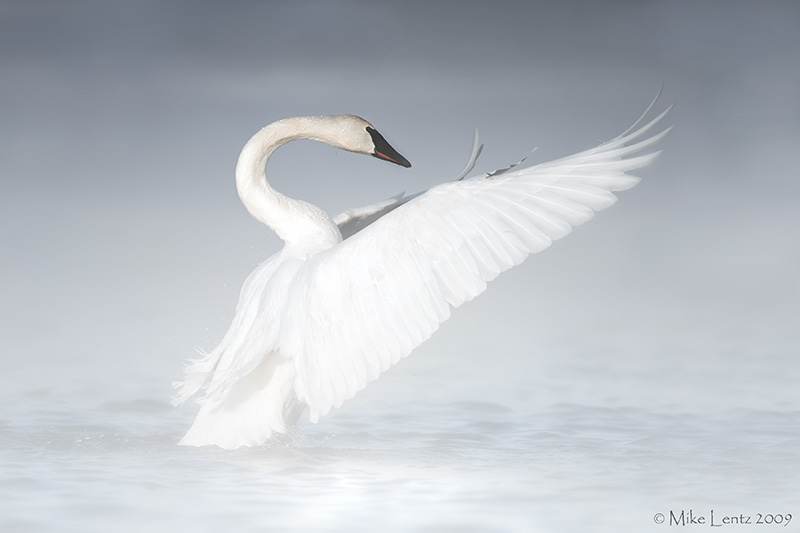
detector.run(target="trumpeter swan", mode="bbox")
[173,104,670,449]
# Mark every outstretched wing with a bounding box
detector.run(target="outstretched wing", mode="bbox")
[284,107,672,422]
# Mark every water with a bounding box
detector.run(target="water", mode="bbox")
[3,303,798,532]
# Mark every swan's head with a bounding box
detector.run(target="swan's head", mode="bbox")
[328,115,411,168]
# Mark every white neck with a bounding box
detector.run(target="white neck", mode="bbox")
[235,117,343,254]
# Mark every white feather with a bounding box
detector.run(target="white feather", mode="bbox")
[173,106,670,448]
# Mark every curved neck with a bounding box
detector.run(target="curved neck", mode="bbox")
[235,117,342,253]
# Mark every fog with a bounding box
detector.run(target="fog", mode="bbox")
[1,1,798,531]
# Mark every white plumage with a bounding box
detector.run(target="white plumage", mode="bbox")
[173,103,671,449]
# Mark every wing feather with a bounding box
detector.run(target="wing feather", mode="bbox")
[286,108,669,421]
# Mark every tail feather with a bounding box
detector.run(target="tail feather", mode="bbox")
[177,352,302,449]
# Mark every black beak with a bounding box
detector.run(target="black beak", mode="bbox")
[366,126,411,168]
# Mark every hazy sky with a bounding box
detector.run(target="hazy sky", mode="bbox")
[1,1,798,395]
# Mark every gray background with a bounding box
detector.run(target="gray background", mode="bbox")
[3,0,797,399]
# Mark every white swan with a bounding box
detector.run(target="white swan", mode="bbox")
[173,105,671,449]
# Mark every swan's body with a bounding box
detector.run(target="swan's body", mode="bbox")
[174,107,670,449]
